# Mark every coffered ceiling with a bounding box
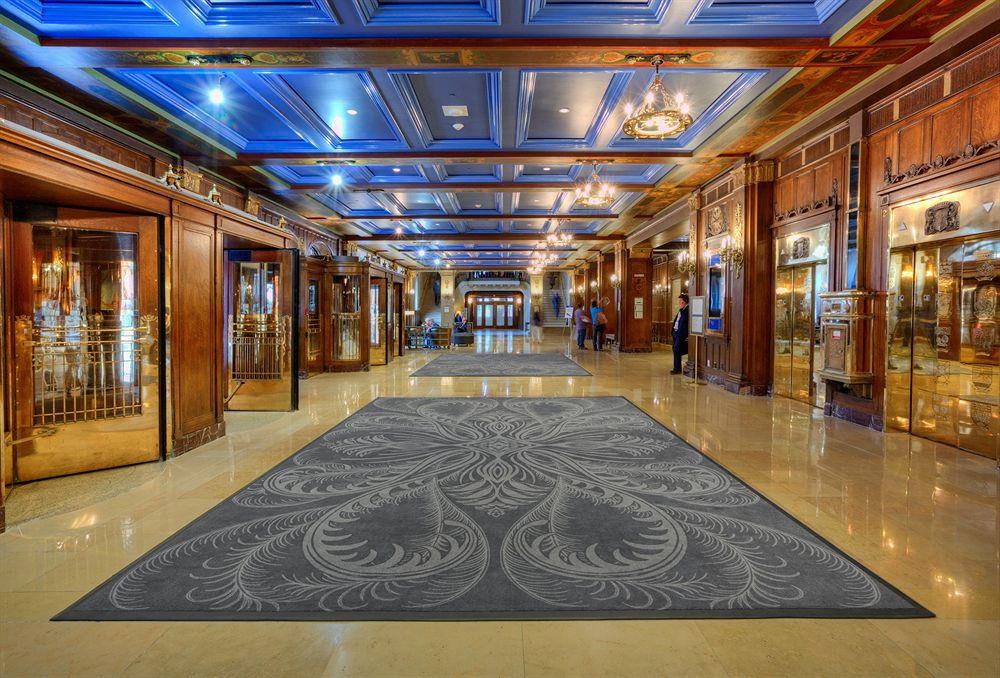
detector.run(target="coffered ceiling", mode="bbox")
[0,0,990,268]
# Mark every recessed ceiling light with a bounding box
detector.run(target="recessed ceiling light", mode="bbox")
[542,167,551,171]
[395,226,403,234]
[474,203,482,208]
[346,109,358,116]
[442,105,469,117]
[392,167,401,173]
[330,174,343,186]
[452,123,465,131]
[208,87,224,106]
[417,248,426,257]
[558,107,570,114]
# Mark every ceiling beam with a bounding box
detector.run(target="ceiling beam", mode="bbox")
[234,150,696,166]
[282,182,651,193]
[43,38,926,71]
[320,213,615,222]
[344,234,622,243]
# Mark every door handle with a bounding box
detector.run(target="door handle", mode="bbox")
[5,428,57,446]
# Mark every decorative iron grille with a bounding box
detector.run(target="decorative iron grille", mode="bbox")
[229,315,289,381]
[30,315,145,426]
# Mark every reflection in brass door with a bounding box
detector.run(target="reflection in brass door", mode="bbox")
[304,275,323,375]
[886,236,998,459]
[773,268,794,399]
[773,264,825,406]
[9,208,162,481]
[225,250,298,412]
[370,279,387,366]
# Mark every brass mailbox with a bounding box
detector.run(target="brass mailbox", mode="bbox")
[817,290,874,385]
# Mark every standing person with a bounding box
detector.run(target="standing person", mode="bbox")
[532,309,543,343]
[552,291,561,318]
[594,306,608,351]
[590,300,605,351]
[573,302,590,350]
[671,293,690,374]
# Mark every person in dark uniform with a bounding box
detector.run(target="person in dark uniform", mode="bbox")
[671,293,689,375]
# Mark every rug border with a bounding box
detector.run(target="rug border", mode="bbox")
[53,395,933,622]
[409,351,592,378]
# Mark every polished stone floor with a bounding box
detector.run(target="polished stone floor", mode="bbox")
[1,331,997,677]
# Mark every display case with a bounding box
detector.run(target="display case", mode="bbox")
[326,257,369,372]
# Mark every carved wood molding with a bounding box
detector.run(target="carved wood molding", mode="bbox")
[774,178,839,223]
[733,160,776,189]
[882,140,1000,187]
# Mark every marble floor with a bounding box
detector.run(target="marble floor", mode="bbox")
[1,332,997,677]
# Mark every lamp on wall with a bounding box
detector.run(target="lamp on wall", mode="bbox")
[718,202,745,278]
[677,250,697,276]
[610,273,621,290]
[589,280,598,290]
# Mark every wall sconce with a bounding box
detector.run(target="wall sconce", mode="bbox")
[719,235,745,278]
[677,250,697,276]
[577,285,584,295]
[610,273,621,289]
[589,280,598,290]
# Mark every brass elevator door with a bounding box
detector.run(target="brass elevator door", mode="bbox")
[224,249,298,412]
[773,264,825,407]
[886,235,999,458]
[8,206,162,482]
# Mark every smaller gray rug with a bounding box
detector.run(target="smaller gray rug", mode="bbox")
[411,352,591,377]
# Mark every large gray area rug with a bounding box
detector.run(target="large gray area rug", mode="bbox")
[410,351,590,377]
[57,397,930,621]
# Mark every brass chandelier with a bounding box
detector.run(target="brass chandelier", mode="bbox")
[622,55,693,140]
[574,163,615,209]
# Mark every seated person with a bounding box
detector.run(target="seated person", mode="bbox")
[422,317,439,348]
[453,310,469,333]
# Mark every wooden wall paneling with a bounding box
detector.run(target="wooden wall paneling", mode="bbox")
[738,179,776,395]
[0,194,6,533]
[969,81,1000,145]
[929,100,969,161]
[620,251,653,352]
[600,254,619,339]
[218,216,288,248]
[170,206,224,455]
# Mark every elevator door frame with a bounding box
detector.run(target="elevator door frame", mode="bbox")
[5,205,166,482]
[886,233,998,457]
[773,262,825,407]
[223,248,299,412]
[302,258,326,377]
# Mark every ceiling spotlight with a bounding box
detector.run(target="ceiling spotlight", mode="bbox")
[452,123,465,131]
[395,226,403,235]
[208,75,225,106]
[542,167,551,171]
[330,174,343,186]
[346,109,358,116]
[417,248,426,257]
[558,107,570,114]
[392,167,401,173]
[434,257,442,266]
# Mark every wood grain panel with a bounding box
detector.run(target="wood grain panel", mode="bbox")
[929,101,968,161]
[895,119,928,171]
[172,217,220,436]
[969,83,1000,146]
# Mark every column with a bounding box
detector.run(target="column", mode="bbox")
[440,270,455,328]
[620,245,653,352]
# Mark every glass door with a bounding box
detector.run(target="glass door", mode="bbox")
[303,265,324,376]
[224,249,298,412]
[773,267,794,399]
[773,263,827,407]
[888,237,998,457]
[8,206,162,481]
[370,278,387,366]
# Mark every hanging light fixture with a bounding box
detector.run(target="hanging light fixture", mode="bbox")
[622,55,692,140]
[575,163,615,209]
[545,220,574,247]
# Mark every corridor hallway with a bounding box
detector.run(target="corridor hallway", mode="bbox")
[1,334,997,677]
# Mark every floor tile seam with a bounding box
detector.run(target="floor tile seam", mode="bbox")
[689,620,737,678]
[865,616,942,677]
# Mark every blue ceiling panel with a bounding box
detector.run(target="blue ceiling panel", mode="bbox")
[5,0,176,23]
[395,192,447,212]
[509,220,549,233]
[440,164,503,181]
[524,0,669,24]
[182,0,338,24]
[513,191,563,213]
[350,0,499,24]
[518,70,631,148]
[463,221,505,233]
[455,192,501,212]
[516,164,573,181]
[688,0,847,25]
[265,71,404,147]
[597,164,672,183]
[264,164,333,184]
[105,69,312,152]
[312,191,391,215]
[389,70,501,149]
[362,164,426,181]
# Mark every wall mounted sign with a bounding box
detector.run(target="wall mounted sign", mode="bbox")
[634,297,644,319]
[689,296,705,336]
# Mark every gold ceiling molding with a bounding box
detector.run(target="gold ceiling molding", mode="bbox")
[686,192,702,212]
[732,160,776,188]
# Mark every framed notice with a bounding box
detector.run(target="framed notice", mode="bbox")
[689,295,705,336]
[564,305,574,319]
